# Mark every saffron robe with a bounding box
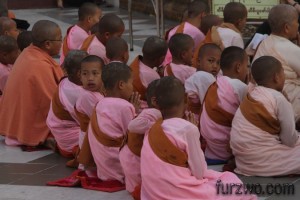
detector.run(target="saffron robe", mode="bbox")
[200,76,247,160]
[119,108,161,193]
[88,97,135,182]
[141,118,256,200]
[231,86,300,176]
[0,44,64,146]
[46,78,83,153]
[253,34,300,121]
[0,63,13,95]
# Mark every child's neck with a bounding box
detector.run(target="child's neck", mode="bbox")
[95,33,106,46]
[68,76,81,86]
[162,108,184,120]
[141,57,157,69]
[172,57,186,65]
[186,18,200,29]
[77,21,90,33]
[105,90,123,99]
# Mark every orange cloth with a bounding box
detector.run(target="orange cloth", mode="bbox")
[130,56,147,100]
[62,25,75,58]
[127,132,144,157]
[240,93,280,134]
[164,64,174,76]
[0,44,64,146]
[204,82,234,127]
[148,119,188,168]
[80,34,95,51]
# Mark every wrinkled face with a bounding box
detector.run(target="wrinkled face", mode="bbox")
[80,61,102,92]
[120,74,134,101]
[287,16,299,40]
[48,27,62,56]
[6,21,19,40]
[197,48,221,76]
[89,8,102,28]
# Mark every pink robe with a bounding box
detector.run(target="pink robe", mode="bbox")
[119,108,161,193]
[200,76,247,160]
[163,22,205,65]
[75,89,104,147]
[60,25,90,64]
[141,118,256,200]
[46,78,83,153]
[88,97,135,182]
[231,86,300,176]
[83,36,110,64]
[0,63,13,95]
[164,63,196,84]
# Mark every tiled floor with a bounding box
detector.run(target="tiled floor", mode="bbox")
[1,6,299,200]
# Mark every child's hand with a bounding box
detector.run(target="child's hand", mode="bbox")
[186,111,199,127]
[130,92,141,112]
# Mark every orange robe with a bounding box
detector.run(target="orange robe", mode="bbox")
[0,44,64,146]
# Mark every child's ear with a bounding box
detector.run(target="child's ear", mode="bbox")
[235,62,241,73]
[151,97,158,108]
[274,72,280,83]
[104,32,110,40]
[118,80,125,90]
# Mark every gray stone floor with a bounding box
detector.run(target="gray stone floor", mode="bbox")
[0,6,299,200]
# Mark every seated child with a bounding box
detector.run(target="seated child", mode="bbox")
[0,17,19,40]
[141,76,255,200]
[130,36,167,108]
[60,2,101,64]
[164,33,196,84]
[185,43,221,116]
[231,56,300,176]
[17,31,32,51]
[200,47,249,164]
[0,35,20,95]
[119,79,161,199]
[75,55,105,149]
[46,50,88,157]
[106,37,129,63]
[80,13,125,64]
[87,62,140,183]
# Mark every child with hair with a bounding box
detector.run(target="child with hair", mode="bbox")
[185,43,221,116]
[119,79,161,199]
[164,33,196,84]
[0,17,19,40]
[106,37,129,63]
[80,13,125,64]
[46,50,88,157]
[200,46,249,164]
[17,30,32,51]
[231,56,300,176]
[130,36,167,108]
[60,2,101,64]
[0,35,19,96]
[141,76,255,200]
[87,62,140,183]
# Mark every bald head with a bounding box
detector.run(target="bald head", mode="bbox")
[98,13,124,34]
[0,35,18,52]
[200,14,222,35]
[268,4,298,34]
[143,36,168,60]
[32,20,61,47]
[106,37,128,61]
[252,56,282,86]
[223,2,247,24]
[0,17,15,34]
[78,2,100,21]
[187,0,210,18]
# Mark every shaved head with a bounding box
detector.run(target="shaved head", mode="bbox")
[252,56,282,86]
[223,2,247,24]
[0,35,18,52]
[98,13,124,34]
[268,4,298,34]
[0,17,15,35]
[78,2,100,21]
[200,14,222,35]
[32,20,61,47]
[187,0,210,18]
[143,36,168,60]
[106,37,128,60]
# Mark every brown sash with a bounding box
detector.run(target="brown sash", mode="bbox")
[148,119,188,168]
[187,97,202,116]
[90,110,125,147]
[77,132,95,167]
[130,56,147,100]
[52,87,74,121]
[80,34,96,52]
[240,93,280,134]
[74,106,90,132]
[62,25,74,57]
[175,22,185,34]
[204,82,234,127]
[127,132,145,157]
[165,64,174,77]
